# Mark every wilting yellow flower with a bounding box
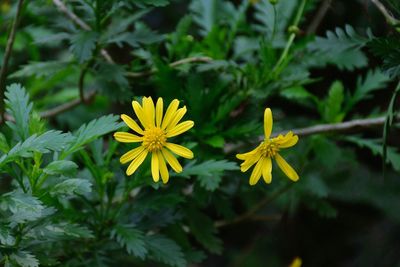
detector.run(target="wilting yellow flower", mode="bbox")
[289,257,302,267]
[236,108,299,185]
[114,97,194,183]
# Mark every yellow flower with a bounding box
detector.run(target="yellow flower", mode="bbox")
[236,108,299,185]
[114,97,194,183]
[289,257,302,267]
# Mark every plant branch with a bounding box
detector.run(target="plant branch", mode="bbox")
[0,0,25,122]
[125,56,213,78]
[287,114,400,137]
[52,0,114,63]
[306,0,332,34]
[371,0,400,27]
[78,64,91,104]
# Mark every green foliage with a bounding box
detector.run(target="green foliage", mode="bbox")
[1,1,400,266]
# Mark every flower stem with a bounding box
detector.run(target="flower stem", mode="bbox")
[272,0,307,76]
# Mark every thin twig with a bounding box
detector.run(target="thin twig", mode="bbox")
[215,183,293,228]
[371,0,400,26]
[306,0,332,34]
[125,56,213,78]
[287,114,400,137]
[0,0,25,122]
[52,0,114,63]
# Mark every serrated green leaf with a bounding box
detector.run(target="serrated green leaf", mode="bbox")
[369,36,400,77]
[178,160,239,178]
[10,251,39,267]
[146,234,186,267]
[70,31,98,63]
[62,223,94,238]
[133,0,170,7]
[9,61,68,79]
[347,69,391,110]
[50,178,92,196]
[62,115,122,157]
[321,80,345,123]
[0,225,16,246]
[345,136,400,172]
[111,224,148,259]
[5,84,32,140]
[43,160,78,176]
[0,131,74,168]
[186,209,222,254]
[0,192,45,223]
[309,25,369,53]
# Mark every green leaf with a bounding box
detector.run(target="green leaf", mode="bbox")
[9,251,39,267]
[186,209,222,254]
[62,223,94,238]
[50,178,92,196]
[43,160,78,176]
[347,69,391,110]
[0,131,73,168]
[62,115,122,157]
[204,135,225,148]
[0,192,45,223]
[345,136,400,172]
[0,224,16,246]
[5,84,32,140]
[177,160,238,191]
[9,61,68,79]
[321,80,345,123]
[0,133,10,153]
[111,224,148,259]
[146,234,186,267]
[70,31,98,63]
[369,36,400,77]
[133,0,170,7]
[309,25,369,53]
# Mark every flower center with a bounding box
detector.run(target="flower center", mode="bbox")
[142,127,167,152]
[260,140,279,157]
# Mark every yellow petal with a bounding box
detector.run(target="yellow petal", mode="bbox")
[121,114,144,135]
[161,99,179,129]
[262,157,272,184]
[236,144,262,160]
[156,98,163,127]
[143,97,155,128]
[157,151,169,183]
[126,149,148,175]
[240,153,261,172]
[114,132,142,143]
[275,153,299,181]
[249,158,263,185]
[278,133,299,148]
[161,148,183,173]
[132,101,150,129]
[166,106,187,131]
[264,108,273,139]
[120,146,145,164]
[151,152,160,182]
[165,143,194,159]
[166,120,194,138]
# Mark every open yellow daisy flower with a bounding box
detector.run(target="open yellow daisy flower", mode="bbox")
[114,97,194,183]
[236,108,299,185]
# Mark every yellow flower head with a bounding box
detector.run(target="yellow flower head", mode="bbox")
[236,108,299,185]
[289,257,302,267]
[114,97,194,183]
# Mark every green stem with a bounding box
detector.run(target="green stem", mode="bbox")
[272,0,307,76]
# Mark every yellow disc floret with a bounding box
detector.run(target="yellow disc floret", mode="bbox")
[142,127,167,152]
